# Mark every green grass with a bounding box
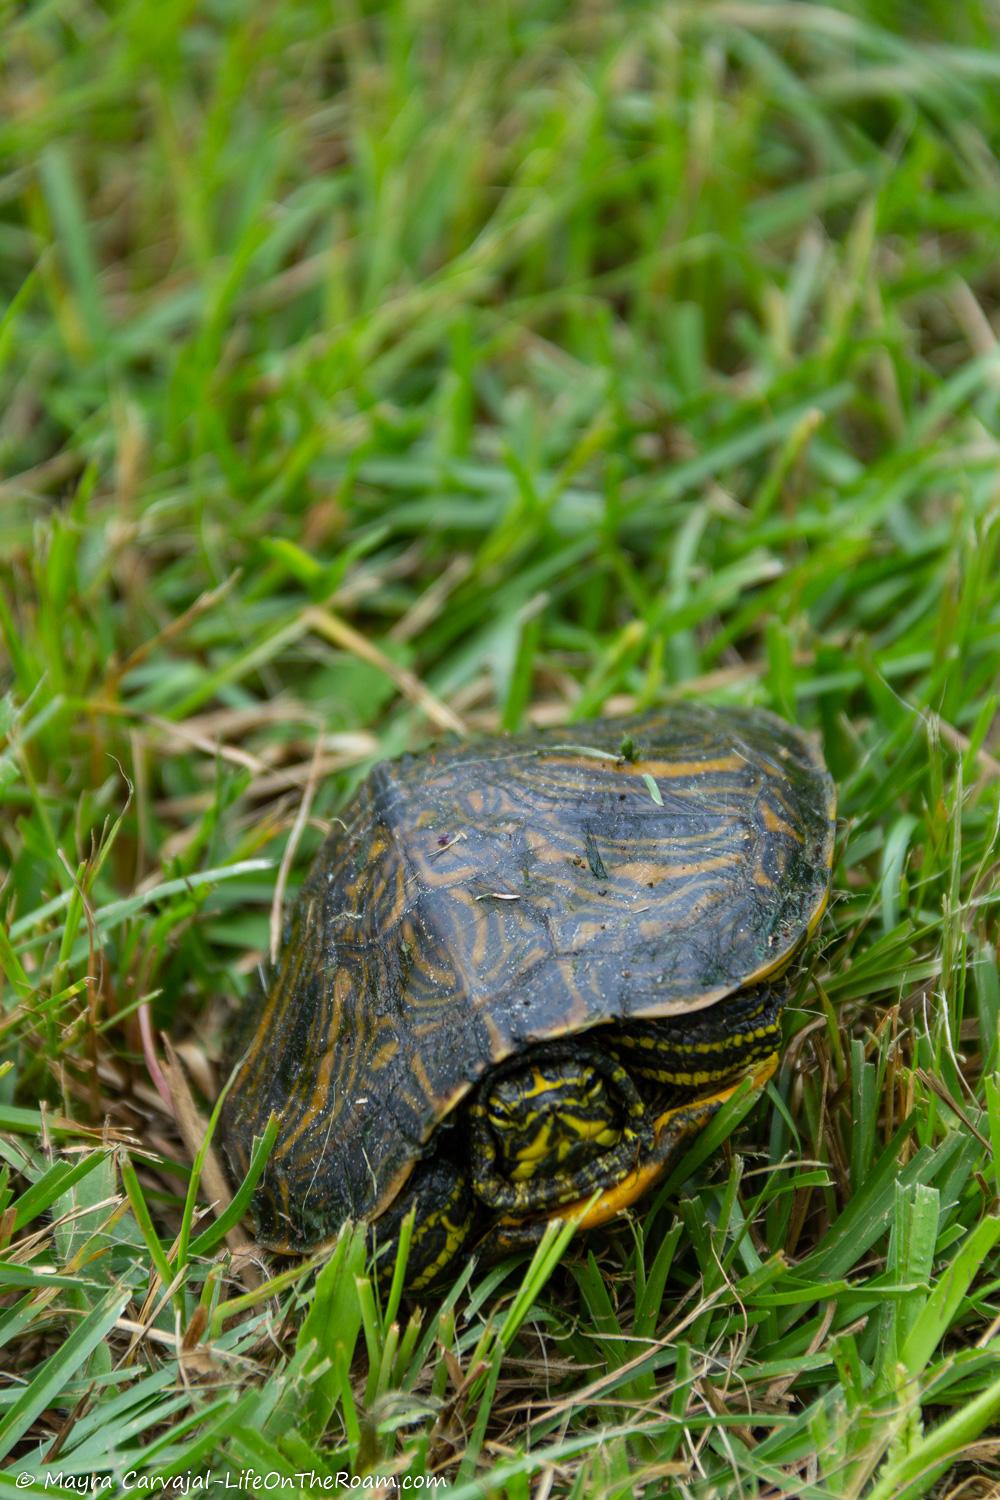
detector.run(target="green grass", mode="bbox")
[2,1,1000,1495]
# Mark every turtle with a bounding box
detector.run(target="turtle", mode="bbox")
[219,704,835,1289]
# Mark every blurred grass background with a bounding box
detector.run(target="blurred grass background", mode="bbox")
[1,1,1000,1496]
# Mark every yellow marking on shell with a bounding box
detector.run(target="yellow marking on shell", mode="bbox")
[538,752,747,780]
[806,885,831,936]
[483,1010,509,1059]
[548,1054,779,1230]
[369,1036,400,1071]
[382,857,409,926]
[345,828,392,909]
[668,853,739,878]
[411,1052,436,1105]
[412,850,482,888]
[407,947,462,1000]
[762,803,800,840]
[273,969,356,1163]
[371,1158,418,1224]
[641,753,749,779]
[603,859,659,888]
[549,963,595,1033]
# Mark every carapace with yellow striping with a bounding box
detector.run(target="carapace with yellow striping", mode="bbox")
[219,705,836,1289]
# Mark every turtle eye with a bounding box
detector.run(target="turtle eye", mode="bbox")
[577,1068,605,1105]
[487,1101,516,1130]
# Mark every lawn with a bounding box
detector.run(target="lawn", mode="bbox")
[2,1,1000,1496]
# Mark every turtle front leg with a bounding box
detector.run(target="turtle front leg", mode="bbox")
[369,1153,475,1292]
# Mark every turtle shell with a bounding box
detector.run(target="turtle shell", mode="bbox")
[220,704,835,1250]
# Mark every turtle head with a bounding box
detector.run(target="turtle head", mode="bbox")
[470,1044,649,1213]
[484,1058,622,1183]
